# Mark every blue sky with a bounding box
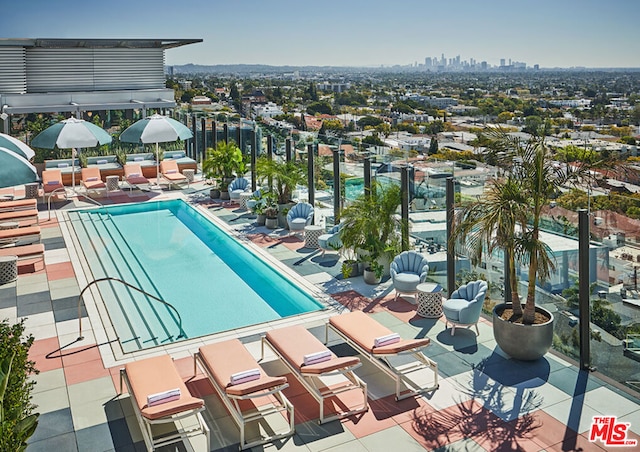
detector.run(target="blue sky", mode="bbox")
[2,0,639,68]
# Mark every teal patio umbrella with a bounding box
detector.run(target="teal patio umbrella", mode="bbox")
[119,114,192,184]
[0,147,39,189]
[32,116,112,190]
[0,133,36,160]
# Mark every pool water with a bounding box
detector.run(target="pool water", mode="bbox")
[69,200,324,352]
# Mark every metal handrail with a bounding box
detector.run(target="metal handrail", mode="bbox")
[77,276,184,342]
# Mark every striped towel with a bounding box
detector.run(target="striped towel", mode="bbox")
[303,350,332,366]
[229,368,261,386]
[374,333,401,348]
[147,388,181,406]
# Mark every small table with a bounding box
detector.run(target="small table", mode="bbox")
[304,225,324,249]
[0,222,20,230]
[106,175,120,192]
[24,183,39,199]
[416,282,444,318]
[239,192,253,210]
[0,255,18,285]
[183,169,195,183]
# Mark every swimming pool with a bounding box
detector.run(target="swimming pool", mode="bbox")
[68,199,325,352]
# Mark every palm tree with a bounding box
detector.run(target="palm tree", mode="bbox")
[452,175,528,318]
[456,125,603,325]
[340,182,403,270]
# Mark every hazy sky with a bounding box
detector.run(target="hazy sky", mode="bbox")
[2,0,639,68]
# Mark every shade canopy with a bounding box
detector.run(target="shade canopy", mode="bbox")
[0,133,35,160]
[0,147,39,189]
[119,114,192,145]
[31,116,112,150]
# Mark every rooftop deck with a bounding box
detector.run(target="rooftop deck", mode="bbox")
[1,177,639,451]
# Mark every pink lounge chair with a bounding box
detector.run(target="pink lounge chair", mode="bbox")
[123,163,150,189]
[195,339,294,449]
[0,209,39,226]
[80,167,106,196]
[0,198,37,213]
[0,225,41,247]
[159,160,189,189]
[120,354,209,451]
[327,310,439,400]
[0,243,45,269]
[41,169,65,202]
[262,324,368,424]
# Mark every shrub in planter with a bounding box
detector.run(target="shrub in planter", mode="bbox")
[0,319,39,451]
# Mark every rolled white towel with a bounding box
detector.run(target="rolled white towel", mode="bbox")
[97,159,108,165]
[147,388,181,406]
[374,333,401,348]
[303,350,332,366]
[229,368,261,385]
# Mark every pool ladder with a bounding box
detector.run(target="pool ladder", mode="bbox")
[76,276,184,342]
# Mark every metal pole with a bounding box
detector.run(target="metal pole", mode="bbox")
[235,123,241,149]
[201,117,207,165]
[286,137,292,162]
[446,177,456,295]
[307,143,315,210]
[251,129,257,191]
[401,166,410,251]
[332,149,341,223]
[578,209,592,371]
[223,123,229,144]
[364,156,371,198]
[191,115,197,160]
[212,120,217,150]
[267,135,273,159]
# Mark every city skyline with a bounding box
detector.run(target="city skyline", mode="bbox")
[1,0,639,69]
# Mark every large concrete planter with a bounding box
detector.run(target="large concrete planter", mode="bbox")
[493,303,554,361]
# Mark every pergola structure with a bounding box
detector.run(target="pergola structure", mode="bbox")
[0,38,202,133]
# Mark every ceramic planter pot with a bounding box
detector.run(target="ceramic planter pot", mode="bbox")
[265,217,278,229]
[256,214,266,226]
[209,188,221,199]
[363,268,382,285]
[492,303,554,361]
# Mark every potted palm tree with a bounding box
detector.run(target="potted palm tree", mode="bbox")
[255,156,307,227]
[340,182,403,281]
[452,126,601,360]
[202,141,245,200]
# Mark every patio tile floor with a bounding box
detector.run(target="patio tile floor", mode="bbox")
[0,181,638,451]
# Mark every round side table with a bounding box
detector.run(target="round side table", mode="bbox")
[239,192,253,210]
[0,255,18,285]
[304,225,323,249]
[416,282,444,318]
[183,169,195,183]
[106,175,120,192]
[24,182,39,199]
[0,222,20,230]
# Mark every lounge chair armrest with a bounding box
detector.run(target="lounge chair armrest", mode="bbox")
[300,356,361,375]
[372,338,431,355]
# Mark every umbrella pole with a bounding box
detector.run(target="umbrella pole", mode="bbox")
[156,142,160,187]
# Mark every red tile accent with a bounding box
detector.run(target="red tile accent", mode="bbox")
[60,343,104,368]
[46,261,75,281]
[401,400,502,450]
[548,432,608,451]
[342,397,397,438]
[378,297,420,323]
[64,359,111,385]
[29,336,63,373]
[247,233,281,247]
[371,393,433,425]
[527,410,579,450]
[330,290,381,313]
